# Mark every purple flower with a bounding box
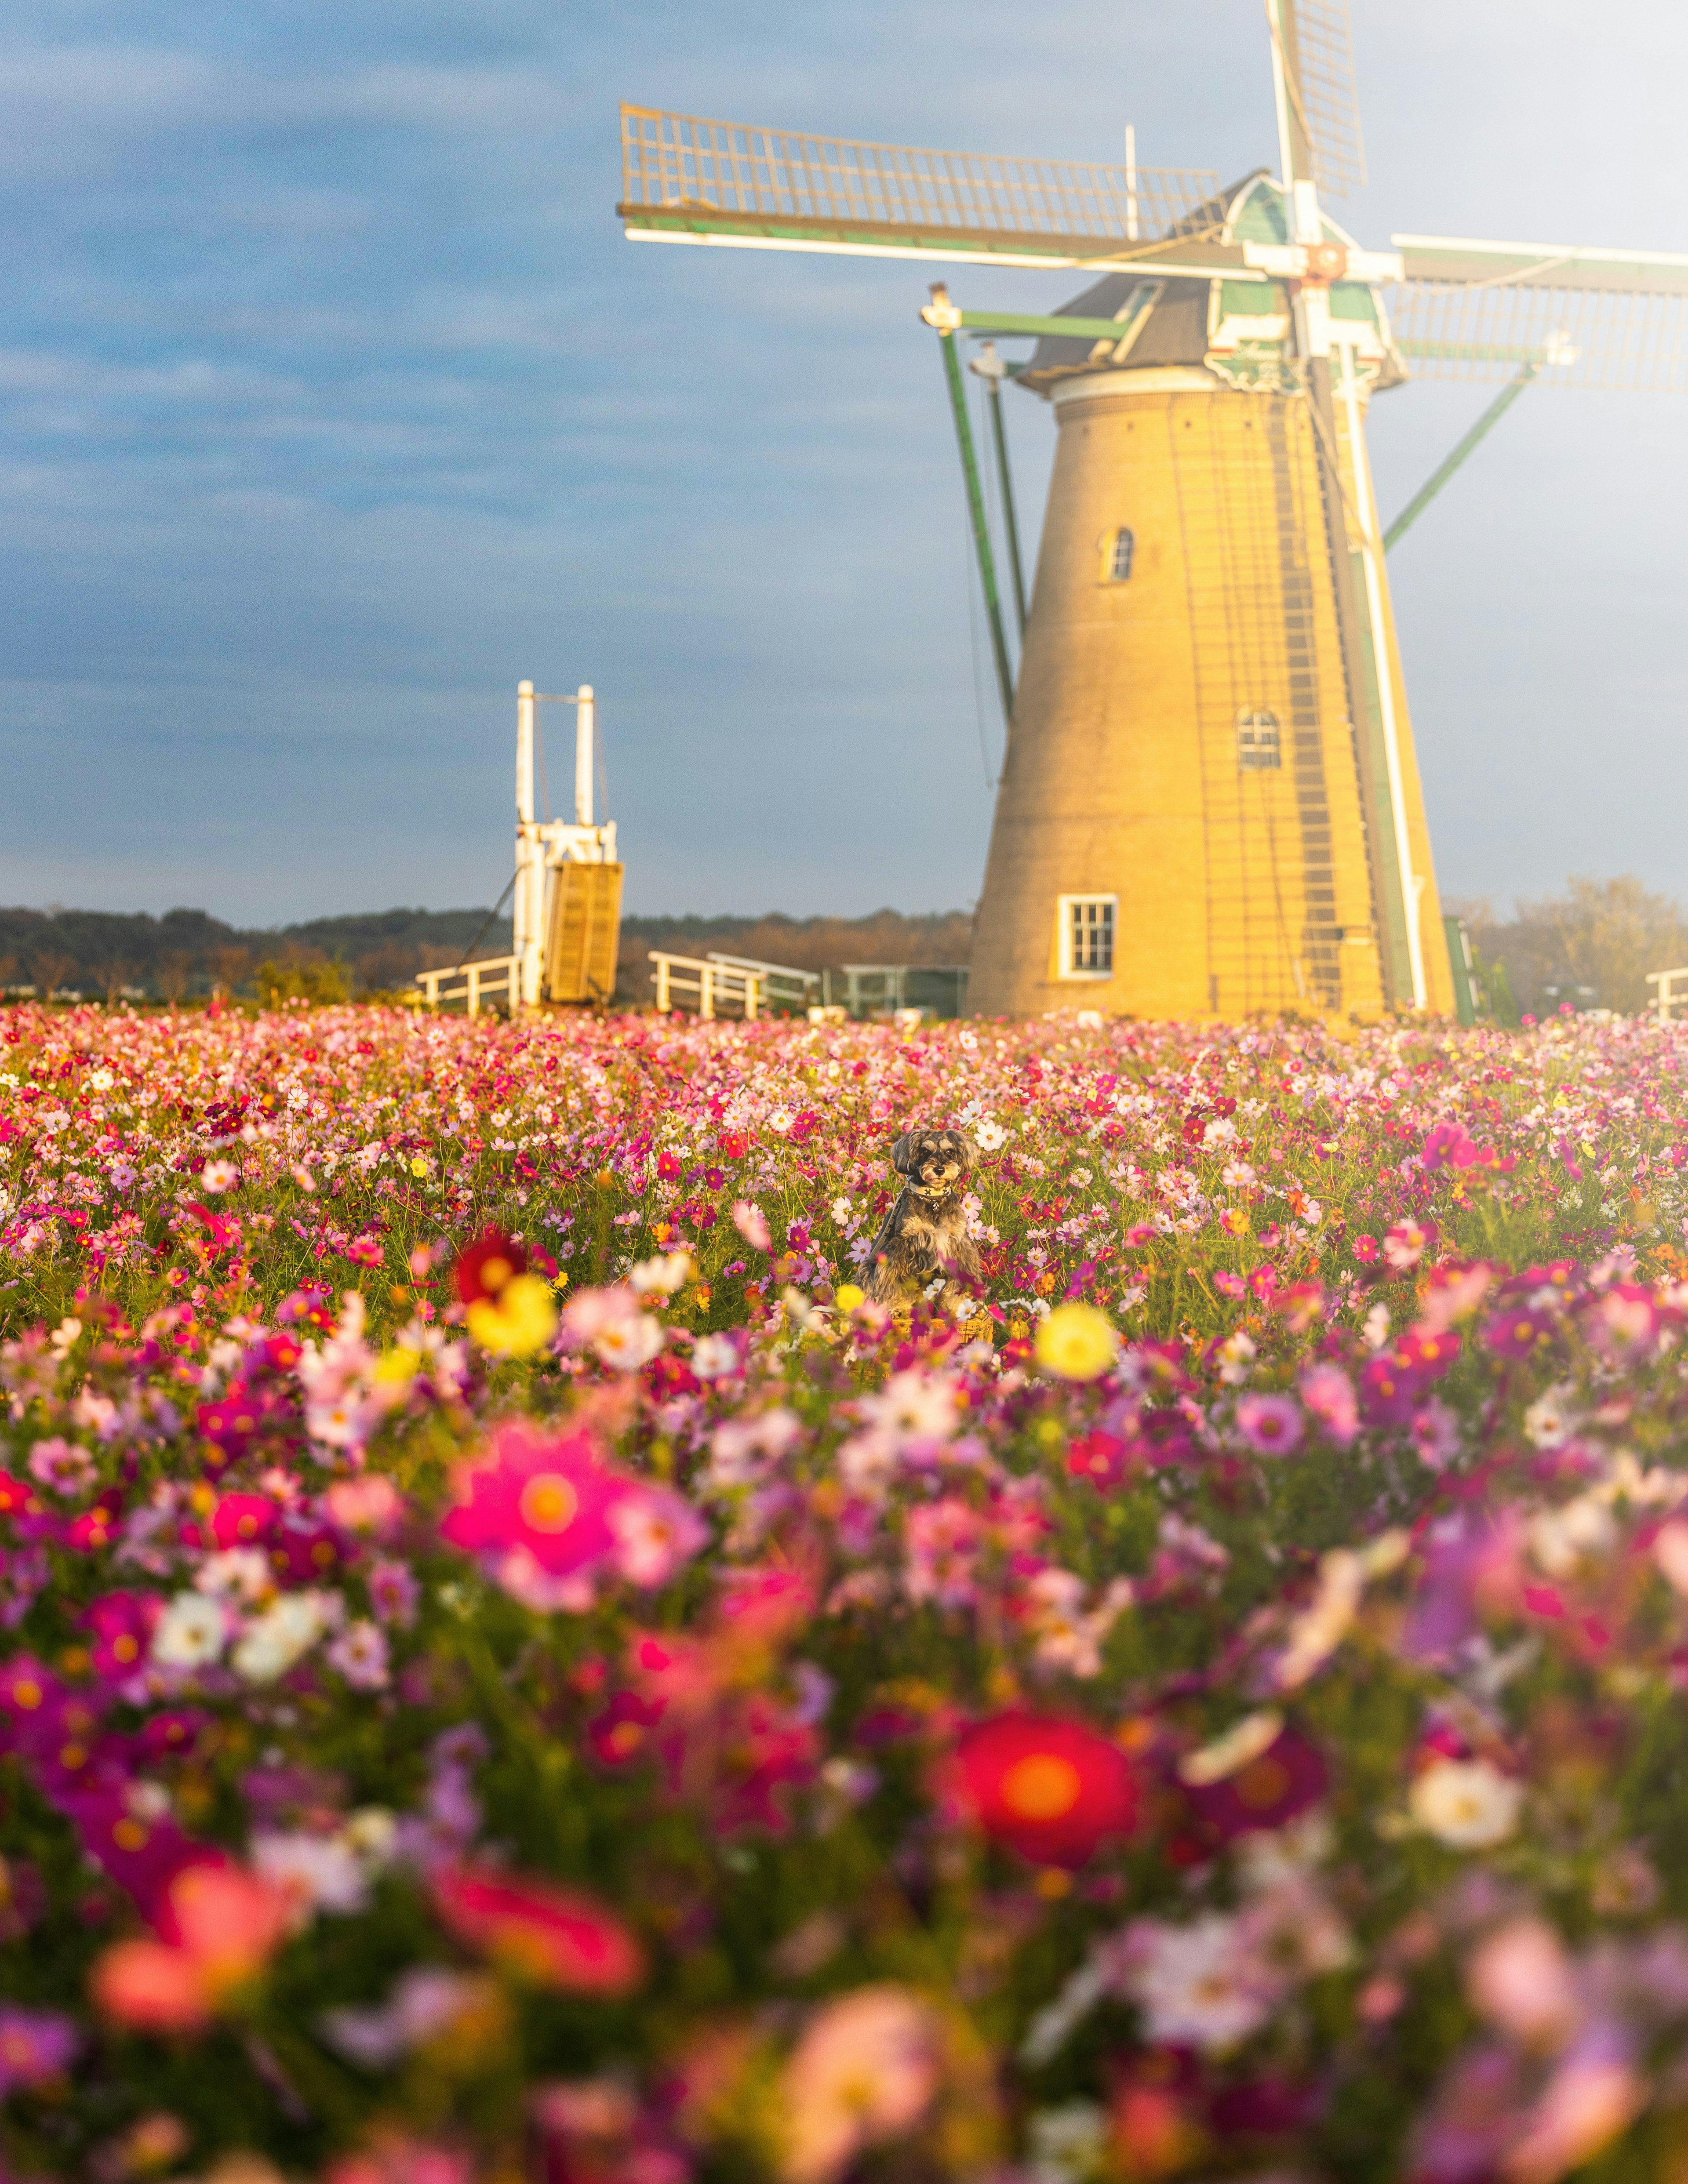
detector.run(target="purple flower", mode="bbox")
[0,2005,78,2093]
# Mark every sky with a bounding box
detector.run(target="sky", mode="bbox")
[4,0,1688,927]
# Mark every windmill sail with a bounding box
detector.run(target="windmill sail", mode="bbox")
[619,105,1222,269]
[1276,0,1367,196]
[1388,236,1688,390]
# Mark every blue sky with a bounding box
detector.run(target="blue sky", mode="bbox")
[4,0,1687,925]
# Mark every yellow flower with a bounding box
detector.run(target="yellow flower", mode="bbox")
[833,1283,866,1312]
[466,1272,558,1358]
[1034,1301,1118,1382]
[410,1156,430,1178]
[372,1346,421,1385]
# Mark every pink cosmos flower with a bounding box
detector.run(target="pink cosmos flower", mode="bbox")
[1234,1393,1302,1457]
[605,1485,709,1588]
[440,1421,630,1597]
[781,1986,942,2184]
[1384,1219,1436,1273]
[1298,1363,1358,1447]
[732,1201,771,1252]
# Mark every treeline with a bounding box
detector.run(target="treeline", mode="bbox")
[0,903,975,1006]
[1457,876,1688,1021]
[0,906,511,1003]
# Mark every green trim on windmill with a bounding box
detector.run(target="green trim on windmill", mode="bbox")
[928,303,1015,730]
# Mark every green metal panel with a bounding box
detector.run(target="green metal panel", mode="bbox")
[1443,915,1478,1026]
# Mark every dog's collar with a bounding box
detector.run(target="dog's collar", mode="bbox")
[909,1179,957,1200]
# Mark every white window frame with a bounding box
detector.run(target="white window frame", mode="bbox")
[1057,894,1117,980]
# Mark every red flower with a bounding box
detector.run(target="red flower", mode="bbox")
[432,1864,642,1994]
[953,1713,1139,1868]
[1066,1431,1138,1493]
[454,1226,528,1306]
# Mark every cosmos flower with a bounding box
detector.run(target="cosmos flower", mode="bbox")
[1409,1758,1523,1849]
[1034,1302,1118,1382]
[952,1713,1139,1868]
[780,1985,942,2184]
[431,1864,642,1994]
[1233,1393,1302,1456]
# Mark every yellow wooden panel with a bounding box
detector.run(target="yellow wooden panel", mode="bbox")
[545,863,624,1004]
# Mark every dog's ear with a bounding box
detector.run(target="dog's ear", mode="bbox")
[953,1132,977,1169]
[890,1131,920,1177]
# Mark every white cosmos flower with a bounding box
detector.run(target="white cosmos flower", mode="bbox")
[233,1591,337,1683]
[629,1249,694,1296]
[1409,1759,1522,1849]
[973,1119,1007,1152]
[691,1333,742,1382]
[151,1593,228,1668]
[201,1159,239,1192]
[251,1830,370,1926]
[1122,1913,1279,2052]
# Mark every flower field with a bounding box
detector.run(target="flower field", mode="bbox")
[7,999,1688,2183]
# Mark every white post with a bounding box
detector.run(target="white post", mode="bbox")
[468,964,480,1019]
[701,966,714,1021]
[575,684,594,829]
[1338,339,1428,1010]
[1124,124,1139,243]
[514,681,543,1009]
[655,956,669,1012]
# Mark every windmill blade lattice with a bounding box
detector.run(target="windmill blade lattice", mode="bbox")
[1388,238,1688,391]
[619,105,1222,265]
[1278,0,1367,196]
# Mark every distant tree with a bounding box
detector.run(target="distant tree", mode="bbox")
[210,946,251,998]
[97,959,138,1007]
[1464,876,1688,1018]
[252,950,351,1006]
[156,953,193,1006]
[31,951,75,1002]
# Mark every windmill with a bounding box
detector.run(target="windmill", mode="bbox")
[615,3,1688,1023]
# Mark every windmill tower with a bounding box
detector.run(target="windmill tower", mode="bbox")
[616,2,1688,1021]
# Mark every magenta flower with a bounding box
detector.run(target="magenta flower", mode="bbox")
[1234,1394,1303,1457]
[440,1421,630,1584]
[1484,1306,1554,1359]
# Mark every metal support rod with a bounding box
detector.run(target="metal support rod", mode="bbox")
[937,326,1015,727]
[971,343,1028,638]
[1382,364,1539,552]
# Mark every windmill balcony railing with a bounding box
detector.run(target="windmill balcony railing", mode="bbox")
[1646,967,1688,1024]
[411,956,520,1018]
[648,952,764,1021]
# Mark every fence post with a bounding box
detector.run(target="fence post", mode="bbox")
[746,973,758,1022]
[701,965,714,1021]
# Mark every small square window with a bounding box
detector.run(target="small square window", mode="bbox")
[1237,709,1281,770]
[1057,894,1116,979]
[1106,527,1135,581]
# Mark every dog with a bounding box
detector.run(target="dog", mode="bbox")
[865,1127,982,1315]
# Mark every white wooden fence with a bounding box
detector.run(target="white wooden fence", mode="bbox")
[1646,967,1688,1024]
[412,956,520,1017]
[649,952,764,1019]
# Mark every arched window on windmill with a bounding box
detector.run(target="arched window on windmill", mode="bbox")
[1102,527,1135,582]
[1236,709,1281,770]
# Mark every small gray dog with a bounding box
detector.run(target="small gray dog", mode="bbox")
[865,1127,982,1314]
